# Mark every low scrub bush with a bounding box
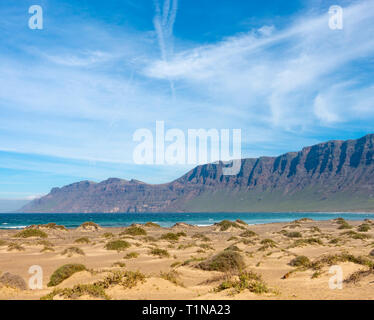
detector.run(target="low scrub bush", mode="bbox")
[48,264,87,287]
[15,229,47,238]
[149,248,170,258]
[216,271,269,295]
[123,252,139,259]
[289,256,311,268]
[198,250,245,272]
[122,226,147,236]
[105,240,131,252]
[74,237,90,244]
[240,230,257,238]
[215,220,244,231]
[61,247,85,257]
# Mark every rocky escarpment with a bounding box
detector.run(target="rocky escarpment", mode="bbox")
[20,134,374,213]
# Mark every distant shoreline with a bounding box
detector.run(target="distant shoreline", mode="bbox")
[1,211,374,230]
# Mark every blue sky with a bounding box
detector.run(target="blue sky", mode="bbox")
[0,0,374,200]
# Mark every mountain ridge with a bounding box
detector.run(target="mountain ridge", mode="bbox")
[20,134,374,213]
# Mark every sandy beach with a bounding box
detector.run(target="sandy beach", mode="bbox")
[1,218,374,300]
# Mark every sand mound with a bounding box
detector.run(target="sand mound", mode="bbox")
[76,222,102,232]
[54,271,102,289]
[0,272,27,290]
[213,220,246,232]
[129,223,144,228]
[106,277,192,300]
[171,223,196,230]
[212,225,240,232]
[26,223,68,233]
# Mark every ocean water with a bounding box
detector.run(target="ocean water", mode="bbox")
[1,212,374,229]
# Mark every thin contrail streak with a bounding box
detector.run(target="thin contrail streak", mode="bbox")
[153,0,178,98]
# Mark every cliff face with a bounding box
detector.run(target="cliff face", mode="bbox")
[20,134,374,213]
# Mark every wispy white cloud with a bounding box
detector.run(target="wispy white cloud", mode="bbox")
[0,0,374,189]
[153,0,178,96]
[43,50,114,67]
[145,1,374,129]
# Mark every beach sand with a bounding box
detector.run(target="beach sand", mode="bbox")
[1,218,374,300]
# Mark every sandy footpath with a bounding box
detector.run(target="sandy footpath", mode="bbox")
[1,218,374,300]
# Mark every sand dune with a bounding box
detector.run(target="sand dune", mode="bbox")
[1,218,374,300]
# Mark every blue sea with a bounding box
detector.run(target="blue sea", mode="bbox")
[1,212,374,229]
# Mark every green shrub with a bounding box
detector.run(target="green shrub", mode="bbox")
[74,237,90,244]
[170,261,182,268]
[122,226,147,236]
[215,271,269,294]
[310,226,321,233]
[311,271,323,279]
[260,239,277,245]
[289,238,323,248]
[198,250,245,272]
[48,264,87,287]
[15,229,47,238]
[227,236,238,241]
[161,233,181,241]
[144,222,161,228]
[329,238,341,244]
[199,243,214,250]
[341,231,370,240]
[240,230,257,238]
[39,223,67,231]
[344,269,373,284]
[40,246,54,253]
[37,240,53,247]
[337,220,353,229]
[241,239,255,245]
[101,270,146,289]
[149,248,170,258]
[294,218,313,223]
[42,283,109,300]
[182,256,206,266]
[123,252,139,259]
[7,243,25,251]
[224,245,241,252]
[311,252,374,270]
[258,239,277,251]
[235,219,247,225]
[176,232,187,237]
[142,236,157,242]
[285,231,302,238]
[42,270,145,300]
[65,283,108,299]
[289,256,311,268]
[61,247,85,257]
[80,221,100,230]
[160,270,184,286]
[177,242,196,250]
[215,220,244,231]
[120,271,146,289]
[103,232,114,238]
[358,224,371,232]
[105,240,131,252]
[112,262,126,267]
[192,233,211,242]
